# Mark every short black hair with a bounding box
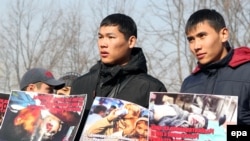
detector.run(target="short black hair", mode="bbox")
[185,9,226,34]
[100,13,137,40]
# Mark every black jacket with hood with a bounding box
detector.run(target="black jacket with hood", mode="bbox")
[71,47,167,139]
[181,46,250,125]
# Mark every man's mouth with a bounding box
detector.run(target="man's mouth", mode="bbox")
[196,53,205,59]
[101,51,109,57]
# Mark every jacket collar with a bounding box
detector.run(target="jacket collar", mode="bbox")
[90,47,147,75]
[192,47,233,74]
[90,47,147,83]
[229,46,250,67]
[192,46,250,74]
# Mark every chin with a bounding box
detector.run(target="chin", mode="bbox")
[102,61,115,66]
[198,61,209,65]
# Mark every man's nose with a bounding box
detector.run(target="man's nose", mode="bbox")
[98,38,108,48]
[193,40,202,51]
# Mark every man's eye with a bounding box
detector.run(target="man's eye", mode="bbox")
[188,38,194,43]
[200,34,205,38]
[109,36,115,39]
[198,33,206,39]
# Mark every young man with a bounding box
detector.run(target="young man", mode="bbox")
[70,13,167,139]
[20,67,65,93]
[180,9,250,125]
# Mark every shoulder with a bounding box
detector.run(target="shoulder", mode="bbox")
[70,67,100,94]
[228,61,250,81]
[180,73,203,92]
[73,70,97,84]
[131,73,167,91]
[134,73,163,84]
[74,62,101,83]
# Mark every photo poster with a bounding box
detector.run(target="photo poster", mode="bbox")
[0,90,87,141]
[149,92,238,141]
[0,93,10,128]
[80,96,149,141]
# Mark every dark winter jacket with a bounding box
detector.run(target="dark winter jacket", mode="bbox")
[181,46,250,125]
[71,47,167,140]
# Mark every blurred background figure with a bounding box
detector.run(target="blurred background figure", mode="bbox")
[106,105,117,116]
[56,72,80,95]
[20,68,65,94]
[84,105,107,131]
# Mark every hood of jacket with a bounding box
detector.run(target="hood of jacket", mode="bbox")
[89,47,147,75]
[123,47,148,73]
[229,46,250,67]
[89,47,148,97]
[192,46,250,74]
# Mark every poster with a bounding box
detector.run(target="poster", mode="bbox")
[0,90,86,141]
[0,93,10,128]
[149,92,238,141]
[80,96,149,141]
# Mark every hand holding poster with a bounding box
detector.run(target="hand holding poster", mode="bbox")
[0,90,86,141]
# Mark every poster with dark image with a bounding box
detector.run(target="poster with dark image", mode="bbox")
[0,90,86,141]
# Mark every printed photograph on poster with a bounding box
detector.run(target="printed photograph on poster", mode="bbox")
[81,96,149,141]
[0,93,10,128]
[0,90,86,141]
[149,92,238,141]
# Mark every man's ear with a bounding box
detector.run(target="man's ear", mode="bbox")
[26,84,35,91]
[128,36,137,49]
[221,27,229,42]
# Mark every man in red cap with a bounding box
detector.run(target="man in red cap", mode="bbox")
[20,68,65,94]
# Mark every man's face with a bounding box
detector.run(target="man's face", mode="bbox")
[56,86,71,95]
[187,114,206,128]
[186,21,229,65]
[27,82,54,94]
[98,25,136,66]
[36,83,54,93]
